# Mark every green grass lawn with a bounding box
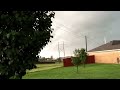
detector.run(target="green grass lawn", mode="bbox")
[27,63,63,73]
[23,63,120,79]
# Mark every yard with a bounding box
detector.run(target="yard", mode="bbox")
[23,63,120,79]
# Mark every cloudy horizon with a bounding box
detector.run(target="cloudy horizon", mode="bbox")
[39,11,120,59]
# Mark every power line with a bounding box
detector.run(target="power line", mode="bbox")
[49,32,101,54]
[52,25,85,43]
[50,26,99,53]
[55,19,113,46]
[42,20,106,57]
[54,20,103,46]
[54,20,85,38]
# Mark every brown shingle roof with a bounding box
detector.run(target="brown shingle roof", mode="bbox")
[88,40,120,52]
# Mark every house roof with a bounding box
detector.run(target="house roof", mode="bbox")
[88,40,120,52]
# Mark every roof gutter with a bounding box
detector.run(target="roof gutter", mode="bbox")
[88,49,120,53]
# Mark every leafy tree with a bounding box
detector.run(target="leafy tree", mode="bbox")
[71,57,80,73]
[73,49,81,57]
[0,11,55,79]
[72,49,81,73]
[79,48,87,68]
[72,48,87,73]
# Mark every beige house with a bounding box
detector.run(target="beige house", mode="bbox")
[88,40,120,64]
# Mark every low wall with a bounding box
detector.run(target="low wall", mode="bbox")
[63,55,95,67]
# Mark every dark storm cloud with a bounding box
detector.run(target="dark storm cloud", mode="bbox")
[40,11,120,58]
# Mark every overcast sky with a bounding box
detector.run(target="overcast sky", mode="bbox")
[39,11,120,58]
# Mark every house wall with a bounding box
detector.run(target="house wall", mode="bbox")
[88,50,120,64]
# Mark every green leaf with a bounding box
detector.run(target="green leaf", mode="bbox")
[6,33,10,39]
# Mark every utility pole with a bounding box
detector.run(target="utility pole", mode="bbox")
[63,41,65,57]
[58,42,60,58]
[58,42,60,63]
[85,36,87,52]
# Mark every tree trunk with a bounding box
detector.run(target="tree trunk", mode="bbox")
[83,62,85,68]
[14,74,22,79]
[19,75,22,79]
[77,65,78,73]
